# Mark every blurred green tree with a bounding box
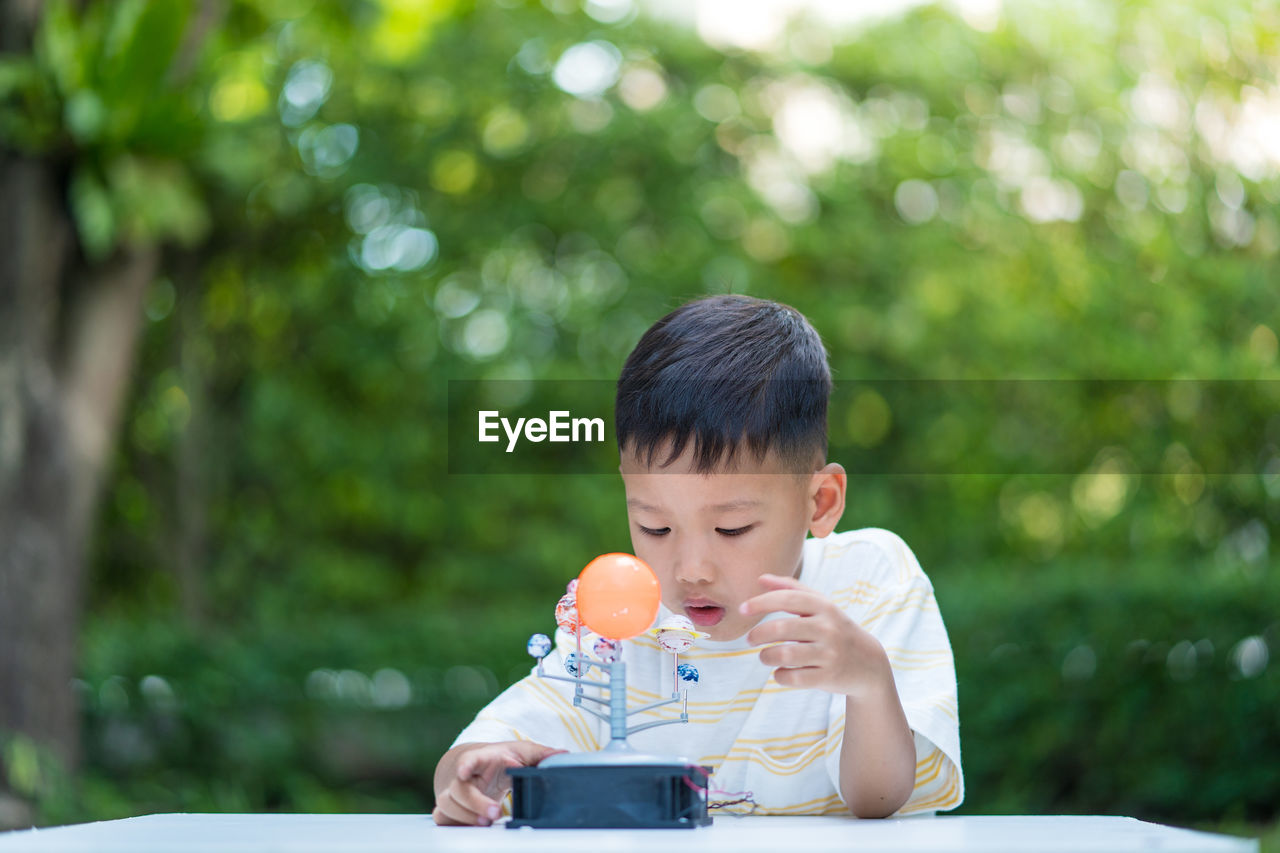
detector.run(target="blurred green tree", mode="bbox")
[0,0,211,769]
[1,0,1277,829]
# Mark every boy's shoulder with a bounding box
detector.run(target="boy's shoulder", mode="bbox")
[803,527,931,591]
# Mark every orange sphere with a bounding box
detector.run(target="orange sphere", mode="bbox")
[576,553,661,640]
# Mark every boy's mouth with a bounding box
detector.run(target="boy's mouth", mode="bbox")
[683,599,726,627]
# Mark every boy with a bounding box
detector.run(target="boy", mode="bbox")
[433,295,962,825]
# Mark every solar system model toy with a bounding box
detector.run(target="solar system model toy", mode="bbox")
[508,553,714,829]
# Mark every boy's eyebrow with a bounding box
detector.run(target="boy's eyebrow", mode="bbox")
[707,499,763,512]
[626,498,763,512]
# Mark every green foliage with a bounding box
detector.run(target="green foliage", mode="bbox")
[945,564,1280,822]
[3,0,1278,830]
[1,0,206,258]
[59,602,539,821]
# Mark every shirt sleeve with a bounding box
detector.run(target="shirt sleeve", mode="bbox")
[451,631,605,754]
[823,533,964,815]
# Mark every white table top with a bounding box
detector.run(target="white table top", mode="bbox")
[0,813,1258,852]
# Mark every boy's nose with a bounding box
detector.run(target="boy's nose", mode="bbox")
[673,541,717,585]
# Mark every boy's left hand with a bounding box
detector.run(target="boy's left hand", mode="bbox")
[741,573,892,697]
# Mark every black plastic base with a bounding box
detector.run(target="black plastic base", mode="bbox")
[507,763,713,829]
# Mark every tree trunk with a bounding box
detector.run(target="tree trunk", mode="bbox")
[173,261,209,627]
[0,154,81,770]
[0,144,157,782]
[3,2,214,799]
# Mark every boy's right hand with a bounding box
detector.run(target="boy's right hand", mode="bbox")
[432,741,565,826]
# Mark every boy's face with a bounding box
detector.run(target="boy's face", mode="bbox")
[619,444,841,641]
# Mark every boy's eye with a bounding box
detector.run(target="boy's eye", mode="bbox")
[716,525,754,537]
[638,525,670,537]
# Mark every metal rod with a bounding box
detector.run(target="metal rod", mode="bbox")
[538,672,607,690]
[626,696,681,715]
[626,717,688,735]
[575,704,611,725]
[609,661,627,742]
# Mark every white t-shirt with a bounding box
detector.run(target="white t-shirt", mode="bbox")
[452,528,963,816]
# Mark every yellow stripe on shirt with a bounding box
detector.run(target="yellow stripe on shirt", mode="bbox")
[858,589,935,625]
[707,722,845,776]
[861,596,940,627]
[726,728,829,747]
[903,765,961,813]
[519,678,599,752]
[912,747,946,790]
[756,792,847,815]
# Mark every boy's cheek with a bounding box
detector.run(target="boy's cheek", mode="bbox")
[655,580,685,612]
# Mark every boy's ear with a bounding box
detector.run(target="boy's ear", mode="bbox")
[807,463,846,539]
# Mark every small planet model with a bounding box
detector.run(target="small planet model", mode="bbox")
[564,652,587,678]
[651,614,708,653]
[677,663,700,684]
[526,633,552,659]
[554,593,581,634]
[575,553,661,640]
[593,637,621,663]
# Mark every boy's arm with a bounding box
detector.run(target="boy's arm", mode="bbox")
[835,639,916,817]
[844,536,963,815]
[742,573,918,818]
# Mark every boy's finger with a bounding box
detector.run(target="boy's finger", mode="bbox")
[508,742,567,767]
[771,665,824,689]
[434,787,485,826]
[451,778,502,821]
[432,805,467,826]
[756,573,810,592]
[758,641,821,669]
[458,748,508,790]
[746,615,821,647]
[739,588,823,617]
[455,748,487,780]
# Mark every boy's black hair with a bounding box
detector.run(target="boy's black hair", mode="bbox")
[615,295,831,473]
